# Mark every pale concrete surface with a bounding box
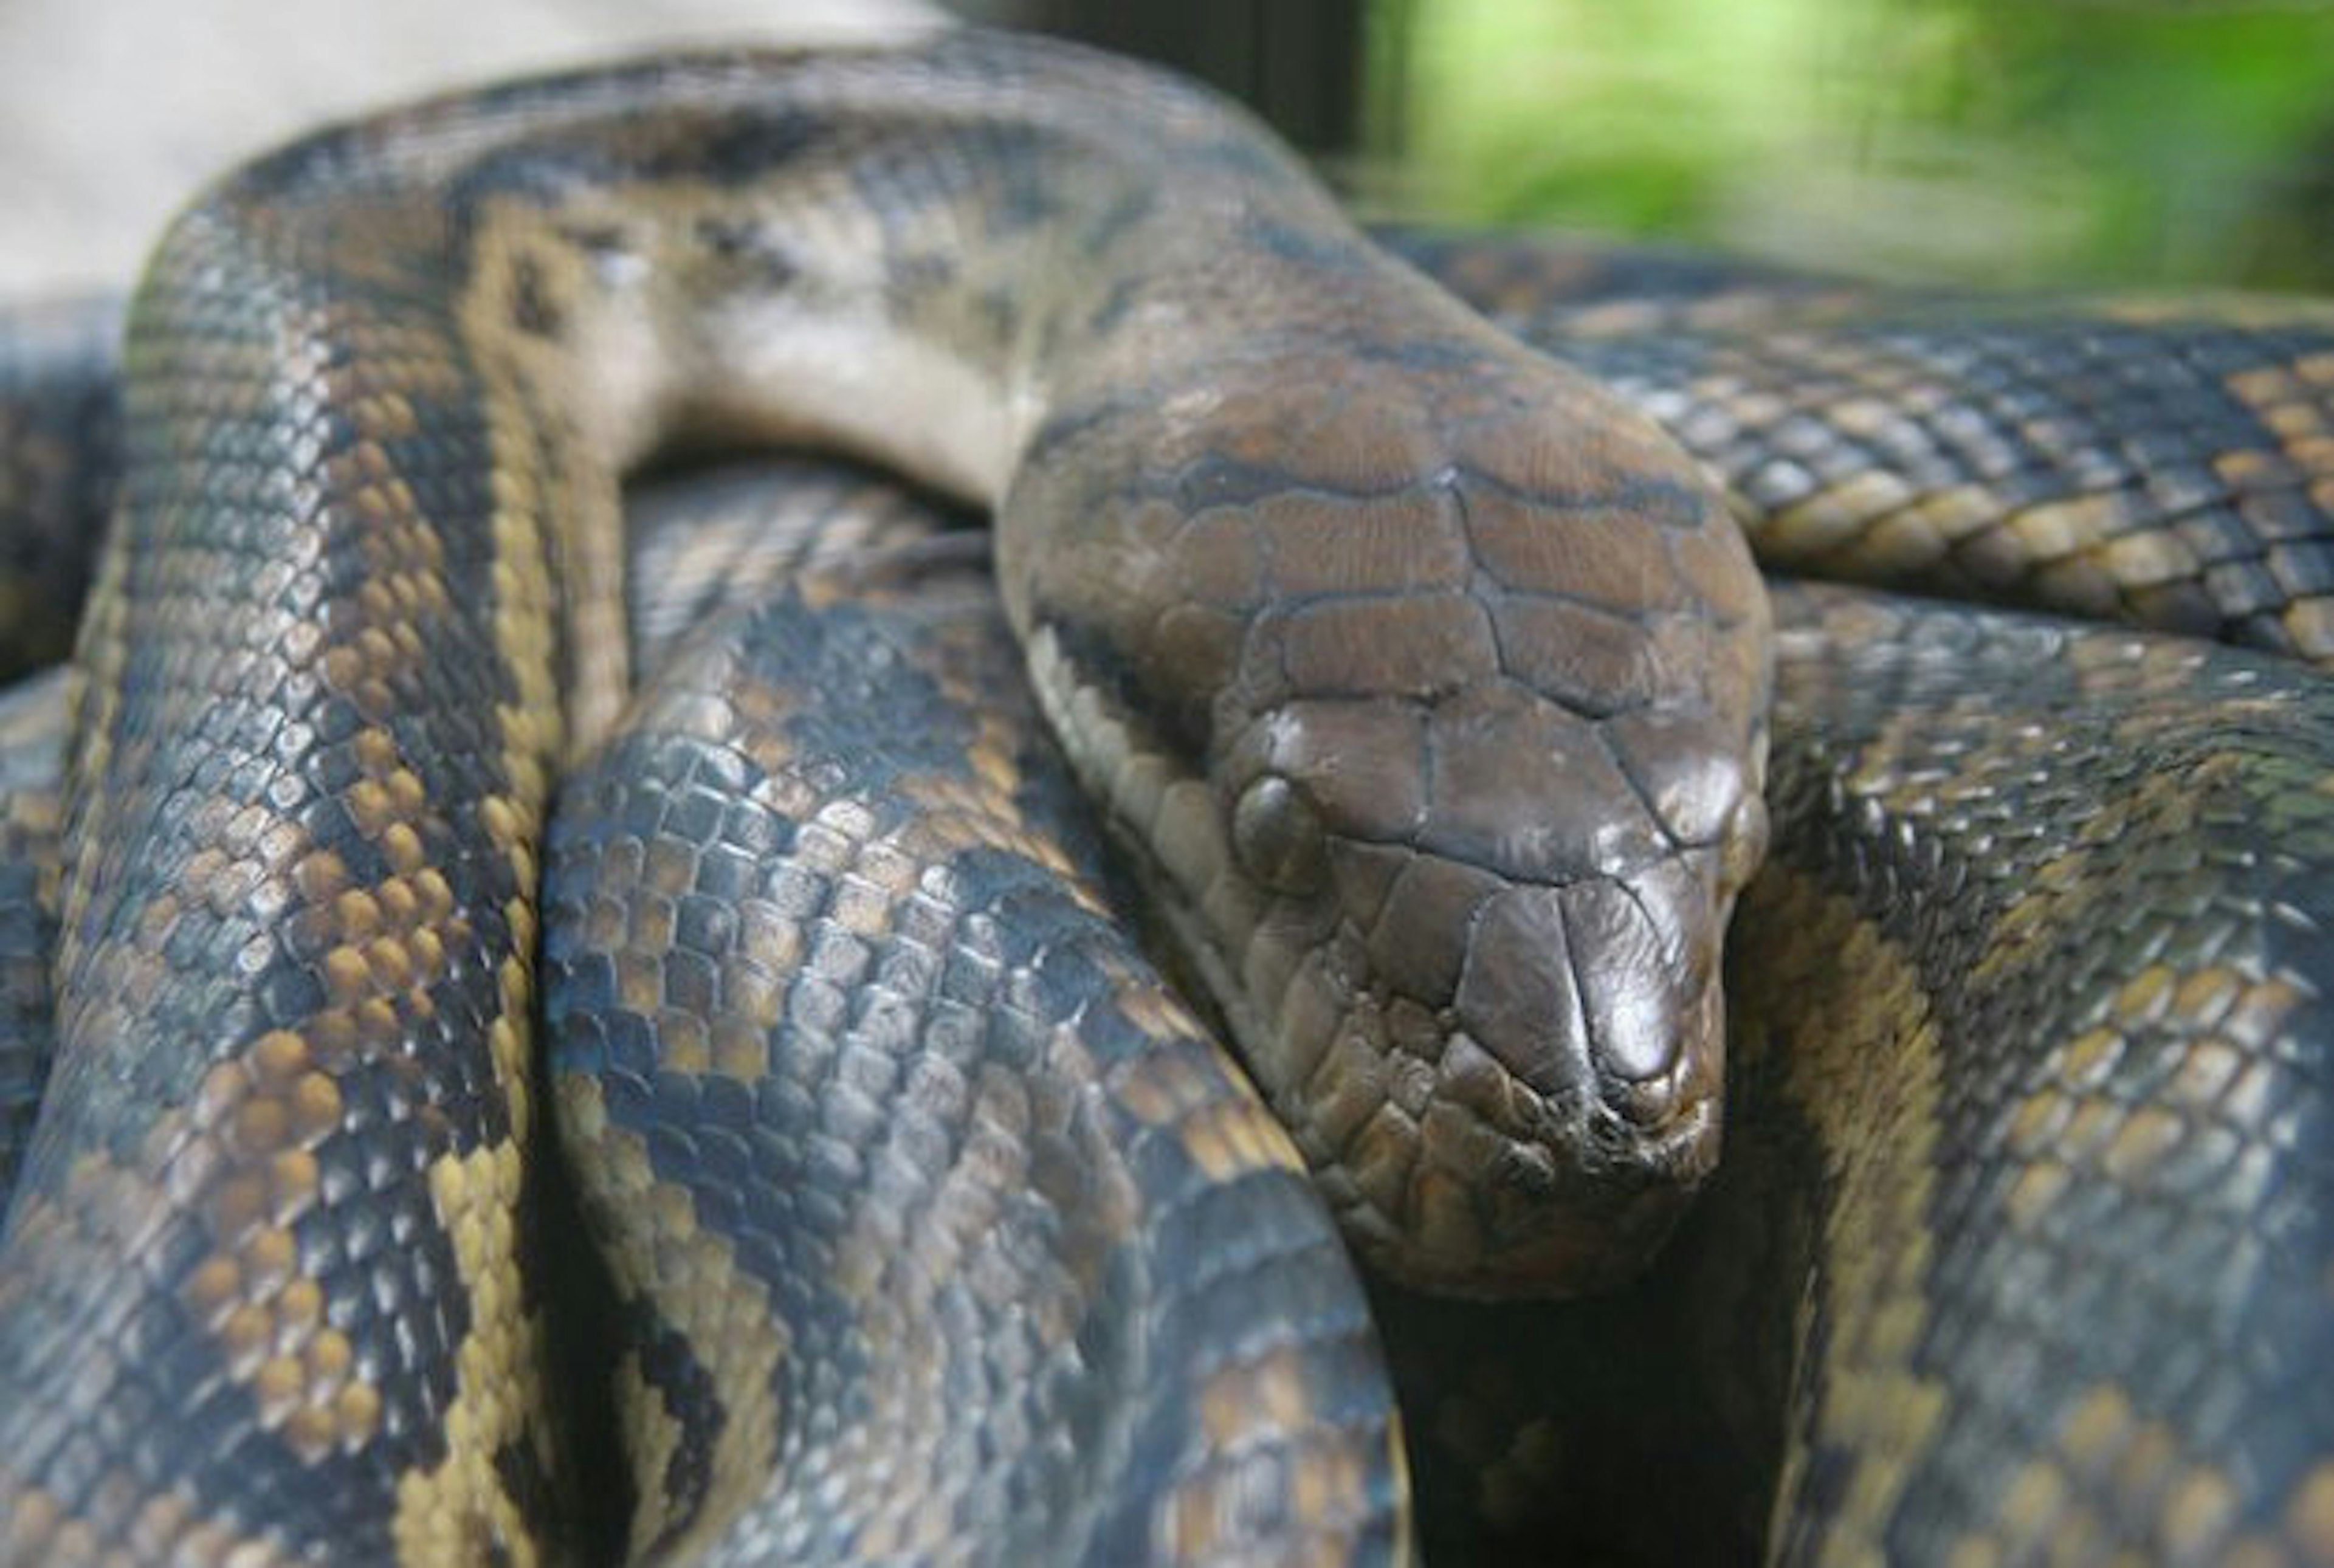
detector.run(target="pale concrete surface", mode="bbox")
[1,0,952,295]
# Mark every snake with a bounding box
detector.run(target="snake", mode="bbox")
[0,22,2328,1566]
[574,451,2334,1565]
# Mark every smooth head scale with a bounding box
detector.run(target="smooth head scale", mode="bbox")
[1008,315,1772,1294]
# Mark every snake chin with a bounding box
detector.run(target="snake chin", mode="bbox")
[1396,1102,1720,1298]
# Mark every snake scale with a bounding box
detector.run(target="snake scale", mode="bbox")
[0,24,2329,1566]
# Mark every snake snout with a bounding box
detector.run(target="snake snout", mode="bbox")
[1401,867,1727,1295]
[1456,870,1726,1139]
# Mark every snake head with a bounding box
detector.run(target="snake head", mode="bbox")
[1211,678,1770,1295]
[1005,312,1771,1296]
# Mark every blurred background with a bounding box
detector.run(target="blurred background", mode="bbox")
[986,0,2334,293]
[5,0,2332,295]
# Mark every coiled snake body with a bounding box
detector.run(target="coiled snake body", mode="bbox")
[0,26,2331,1566]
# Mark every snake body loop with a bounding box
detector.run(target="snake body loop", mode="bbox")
[579,441,2334,1564]
[1,33,2332,1567]
[544,526,1404,1562]
[0,29,1769,1562]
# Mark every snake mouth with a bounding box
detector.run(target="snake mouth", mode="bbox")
[1402,1116,1720,1298]
[1355,1006,1724,1299]
[1325,860,1732,1296]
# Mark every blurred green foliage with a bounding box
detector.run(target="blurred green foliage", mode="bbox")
[1370,0,2334,291]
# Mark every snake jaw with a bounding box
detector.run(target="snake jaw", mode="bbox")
[1406,1078,1721,1298]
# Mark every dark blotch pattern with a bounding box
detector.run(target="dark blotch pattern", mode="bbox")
[545,560,1400,1562]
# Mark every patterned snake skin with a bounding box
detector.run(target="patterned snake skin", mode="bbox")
[0,30,1785,1564]
[0,25,2330,1568]
[547,508,1403,1563]
[605,463,2334,1564]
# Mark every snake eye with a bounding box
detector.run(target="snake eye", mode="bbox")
[1232,772,1329,896]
